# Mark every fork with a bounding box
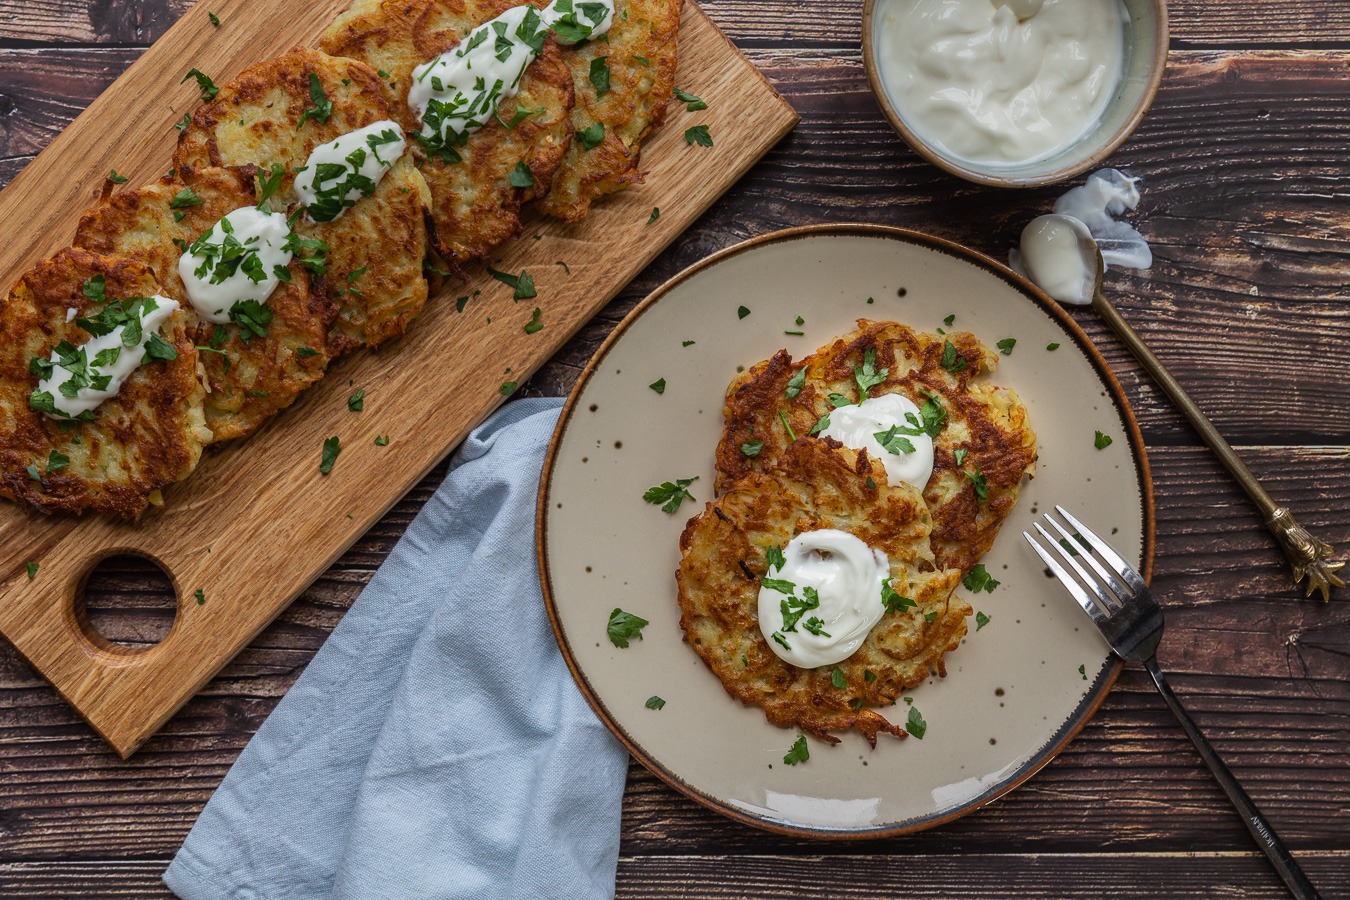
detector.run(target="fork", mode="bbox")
[1024,506,1322,900]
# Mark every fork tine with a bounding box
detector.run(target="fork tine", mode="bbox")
[1033,522,1118,613]
[1024,530,1106,624]
[1055,505,1148,593]
[1043,512,1131,601]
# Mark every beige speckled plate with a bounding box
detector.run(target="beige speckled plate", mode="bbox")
[537,224,1155,837]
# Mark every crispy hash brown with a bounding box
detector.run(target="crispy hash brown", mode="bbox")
[715,320,1038,575]
[538,0,682,221]
[319,0,575,269]
[0,249,209,519]
[173,48,432,352]
[677,438,969,744]
[74,166,337,444]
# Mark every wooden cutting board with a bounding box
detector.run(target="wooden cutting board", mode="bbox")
[0,0,798,758]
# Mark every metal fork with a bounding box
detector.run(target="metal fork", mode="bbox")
[1025,506,1321,900]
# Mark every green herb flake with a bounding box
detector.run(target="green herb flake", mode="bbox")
[997,338,1017,356]
[588,56,611,97]
[194,588,206,605]
[765,545,786,572]
[169,186,203,211]
[673,87,707,111]
[682,340,695,347]
[1094,431,1114,450]
[954,448,968,466]
[607,607,649,648]
[941,340,968,373]
[319,436,341,475]
[874,426,916,456]
[208,11,221,25]
[777,409,797,442]
[1047,342,1061,351]
[854,348,888,399]
[684,124,713,148]
[864,669,877,683]
[645,695,666,710]
[297,71,333,129]
[524,307,544,334]
[26,561,38,581]
[508,161,535,188]
[740,439,764,458]
[809,414,831,436]
[975,611,991,631]
[944,314,956,327]
[296,346,319,359]
[647,207,660,226]
[108,169,129,185]
[783,734,810,765]
[500,381,519,396]
[182,68,219,102]
[47,450,70,472]
[906,706,927,739]
[962,563,1001,594]
[772,631,791,651]
[1079,664,1088,680]
[577,121,605,150]
[487,267,537,300]
[785,367,806,399]
[737,305,751,320]
[643,477,698,514]
[348,390,365,412]
[965,469,990,502]
[375,435,390,447]
[649,377,666,394]
[175,112,192,134]
[830,668,846,690]
[881,577,916,613]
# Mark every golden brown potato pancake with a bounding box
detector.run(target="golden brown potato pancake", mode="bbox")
[678,438,968,744]
[0,249,210,519]
[173,47,432,352]
[319,0,574,269]
[74,166,337,444]
[715,320,1038,576]
[538,0,682,221]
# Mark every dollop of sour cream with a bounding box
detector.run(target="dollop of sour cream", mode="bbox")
[875,0,1127,167]
[35,295,180,420]
[293,120,407,223]
[821,394,936,490]
[409,0,613,157]
[179,206,294,325]
[1018,214,1097,305]
[759,530,891,669]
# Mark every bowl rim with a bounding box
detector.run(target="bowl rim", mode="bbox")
[861,0,1170,188]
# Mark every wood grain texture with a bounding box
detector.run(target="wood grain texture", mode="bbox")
[0,0,1347,897]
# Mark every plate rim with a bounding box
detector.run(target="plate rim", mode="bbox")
[536,222,1156,839]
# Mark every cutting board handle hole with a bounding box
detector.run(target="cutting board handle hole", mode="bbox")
[73,553,179,657]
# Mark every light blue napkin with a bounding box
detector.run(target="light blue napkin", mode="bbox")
[164,398,629,900]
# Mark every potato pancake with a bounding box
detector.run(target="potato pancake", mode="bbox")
[74,166,337,444]
[678,437,968,744]
[0,249,209,519]
[319,0,574,270]
[538,0,682,221]
[715,320,1038,575]
[173,47,431,352]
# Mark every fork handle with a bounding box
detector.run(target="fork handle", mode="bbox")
[1144,657,1321,900]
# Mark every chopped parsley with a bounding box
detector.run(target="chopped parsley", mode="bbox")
[765,545,786,571]
[375,435,390,447]
[297,72,333,129]
[881,577,916,613]
[643,476,698,513]
[229,300,272,342]
[588,56,611,97]
[830,668,846,690]
[645,695,666,710]
[607,607,649,648]
[194,588,206,605]
[296,346,319,359]
[524,307,544,334]
[488,267,537,300]
[874,425,915,456]
[740,439,764,458]
[256,162,287,211]
[783,734,810,765]
[996,338,1017,355]
[673,87,707,111]
[784,368,807,399]
[684,124,713,147]
[975,611,991,631]
[854,348,888,399]
[108,169,129,185]
[500,381,519,396]
[906,706,927,739]
[917,394,947,437]
[864,669,877,683]
[649,377,666,394]
[1047,342,1061,351]
[577,122,605,150]
[772,631,791,651]
[26,561,39,580]
[962,564,1000,594]
[954,448,968,466]
[175,112,192,134]
[809,414,831,436]
[348,390,365,412]
[319,436,341,475]
[965,469,989,501]
[208,11,220,25]
[169,186,203,223]
[1094,431,1114,450]
[47,450,70,472]
[682,340,695,348]
[737,305,751,320]
[182,68,219,103]
[647,207,660,225]
[508,161,535,188]
[940,340,968,373]
[1079,664,1088,680]
[777,409,797,442]
[943,314,956,327]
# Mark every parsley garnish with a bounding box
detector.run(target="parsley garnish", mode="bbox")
[229,300,272,342]
[319,436,341,475]
[962,564,1000,594]
[524,307,544,334]
[830,668,846,689]
[761,577,797,596]
[864,669,877,683]
[673,87,707,111]
[737,305,750,320]
[348,390,365,412]
[941,340,967,373]
[1094,431,1114,450]
[509,161,535,188]
[954,448,968,466]
[682,340,695,347]
[809,414,830,436]
[26,562,39,581]
[175,112,192,134]
[1047,342,1061,351]
[194,588,206,605]
[874,426,915,456]
[182,68,219,103]
[607,607,649,648]
[684,124,713,147]
[944,314,956,327]
[1079,664,1088,680]
[965,469,989,501]
[46,450,70,473]
[256,162,287,211]
[500,381,519,396]
[881,577,916,613]
[740,439,763,458]
[777,409,797,442]
[108,170,129,185]
[647,207,660,226]
[783,734,809,765]
[649,378,666,394]
[975,611,991,631]
[488,267,537,300]
[772,631,791,651]
[854,348,888,399]
[588,56,611,97]
[645,695,666,710]
[297,72,333,129]
[208,11,220,25]
[785,367,806,399]
[643,477,698,513]
[169,186,203,222]
[997,338,1017,356]
[918,394,947,437]
[906,706,927,739]
[375,435,390,447]
[765,545,786,571]
[577,122,605,150]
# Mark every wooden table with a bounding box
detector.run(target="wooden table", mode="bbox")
[1,1,1347,896]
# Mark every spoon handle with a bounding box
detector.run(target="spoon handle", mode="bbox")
[1091,293,1345,601]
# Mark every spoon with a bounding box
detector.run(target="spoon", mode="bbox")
[1063,222,1345,601]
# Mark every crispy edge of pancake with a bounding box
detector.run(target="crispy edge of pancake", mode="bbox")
[172,47,432,353]
[319,0,575,270]
[677,437,969,745]
[714,319,1039,574]
[0,249,209,519]
[73,165,338,444]
[538,0,682,222]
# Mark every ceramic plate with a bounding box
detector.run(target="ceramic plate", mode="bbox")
[537,224,1155,837]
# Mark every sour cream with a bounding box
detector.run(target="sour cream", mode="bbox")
[178,206,294,324]
[409,0,613,157]
[820,393,935,490]
[758,530,891,669]
[293,121,406,223]
[875,0,1127,167]
[36,295,179,420]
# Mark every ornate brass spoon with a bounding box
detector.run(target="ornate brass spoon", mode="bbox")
[1060,220,1345,601]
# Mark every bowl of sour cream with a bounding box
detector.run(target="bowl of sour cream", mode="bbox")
[863,0,1168,186]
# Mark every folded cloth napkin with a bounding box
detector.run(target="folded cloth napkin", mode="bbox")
[164,398,629,900]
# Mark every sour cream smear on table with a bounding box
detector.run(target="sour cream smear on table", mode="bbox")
[820,393,935,491]
[178,206,294,325]
[293,121,407,223]
[409,0,614,160]
[875,0,1128,167]
[759,530,892,668]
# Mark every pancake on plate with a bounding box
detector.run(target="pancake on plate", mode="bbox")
[714,320,1038,575]
[173,47,432,353]
[0,249,209,518]
[319,0,575,270]
[677,437,968,744]
[74,166,336,444]
[537,0,682,222]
